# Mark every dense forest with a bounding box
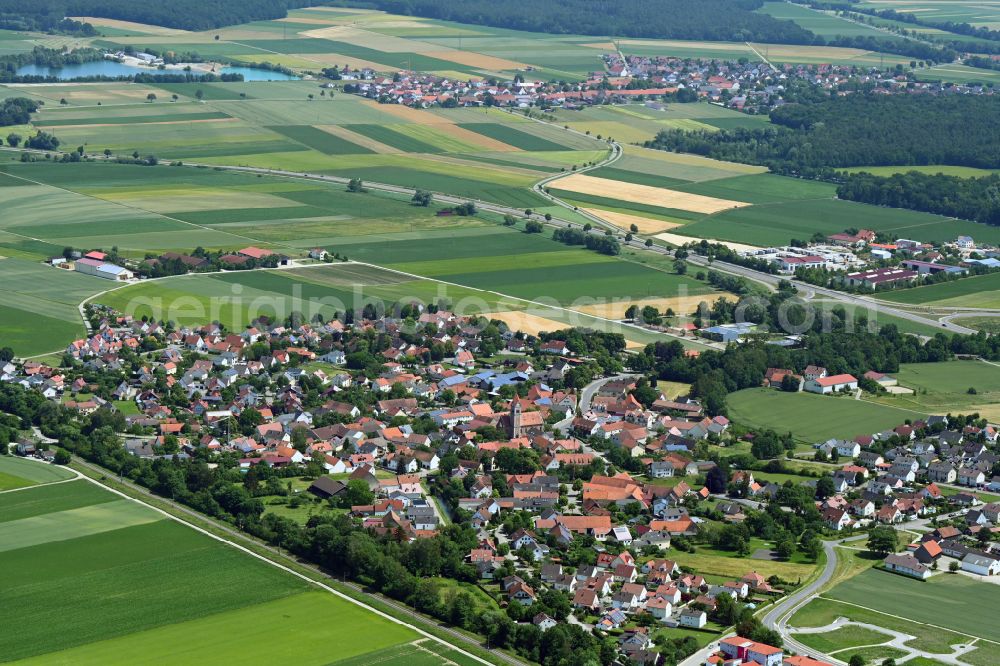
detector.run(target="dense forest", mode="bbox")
[645,95,1000,176]
[336,0,954,60]
[335,0,817,43]
[0,0,312,32]
[837,171,1000,227]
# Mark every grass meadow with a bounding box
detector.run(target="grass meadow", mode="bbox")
[726,388,923,442]
[0,477,429,665]
[868,360,1000,421]
[881,272,1000,308]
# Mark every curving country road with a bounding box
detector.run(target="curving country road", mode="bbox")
[760,537,858,665]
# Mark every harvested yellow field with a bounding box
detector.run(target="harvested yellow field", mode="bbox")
[967,403,1000,422]
[581,41,618,50]
[366,19,444,29]
[315,125,401,154]
[276,17,339,25]
[654,231,762,253]
[301,25,435,53]
[364,100,453,124]
[295,53,392,71]
[52,117,239,130]
[486,310,567,337]
[423,50,527,71]
[581,208,680,234]
[574,294,734,320]
[747,42,871,59]
[553,173,750,214]
[658,380,693,399]
[68,16,189,34]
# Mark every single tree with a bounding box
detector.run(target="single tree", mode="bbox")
[867,526,898,555]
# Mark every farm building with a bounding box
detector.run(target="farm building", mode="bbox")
[961,554,1000,576]
[899,259,966,276]
[804,374,858,395]
[74,257,134,281]
[844,268,918,290]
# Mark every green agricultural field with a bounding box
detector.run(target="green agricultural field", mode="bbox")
[757,2,893,37]
[881,272,1000,308]
[605,147,767,182]
[458,123,570,151]
[0,457,76,492]
[0,479,437,665]
[843,165,1000,178]
[267,125,375,154]
[673,173,837,205]
[826,569,1000,644]
[726,388,924,442]
[346,124,445,153]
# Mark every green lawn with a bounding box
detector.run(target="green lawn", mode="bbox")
[726,388,923,442]
[794,625,895,654]
[790,597,968,654]
[667,536,819,581]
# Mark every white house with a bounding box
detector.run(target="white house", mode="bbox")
[646,596,672,621]
[679,608,706,629]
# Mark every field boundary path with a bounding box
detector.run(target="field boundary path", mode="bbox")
[63,457,526,666]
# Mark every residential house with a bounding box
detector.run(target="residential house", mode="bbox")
[883,553,931,580]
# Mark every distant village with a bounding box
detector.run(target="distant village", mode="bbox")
[335,52,996,112]
[5,292,1000,666]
